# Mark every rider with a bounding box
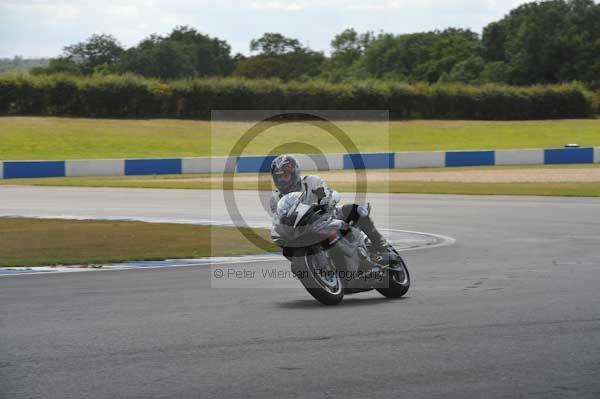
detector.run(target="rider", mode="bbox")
[270,154,390,253]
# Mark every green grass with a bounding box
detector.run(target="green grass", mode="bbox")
[0,218,278,267]
[3,164,599,196]
[375,182,600,197]
[1,117,599,160]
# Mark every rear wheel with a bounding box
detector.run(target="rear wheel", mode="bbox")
[377,255,410,299]
[291,248,344,306]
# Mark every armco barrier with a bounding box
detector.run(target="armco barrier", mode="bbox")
[544,148,594,165]
[445,151,495,167]
[344,153,395,169]
[3,161,65,179]
[294,154,344,171]
[495,149,544,165]
[1,147,599,179]
[181,156,236,174]
[124,158,182,175]
[236,155,278,173]
[395,151,445,168]
[66,159,124,177]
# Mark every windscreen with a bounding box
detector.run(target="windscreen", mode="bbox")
[276,191,305,221]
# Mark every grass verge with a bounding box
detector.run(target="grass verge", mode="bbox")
[0,218,277,267]
[2,164,600,196]
[1,117,599,160]
[376,182,600,196]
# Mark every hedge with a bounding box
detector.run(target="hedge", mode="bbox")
[0,73,593,119]
[592,90,600,115]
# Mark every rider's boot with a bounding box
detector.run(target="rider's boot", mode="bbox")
[356,215,392,254]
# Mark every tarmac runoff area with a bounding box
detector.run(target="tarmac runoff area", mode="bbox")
[1,185,600,398]
[0,186,600,399]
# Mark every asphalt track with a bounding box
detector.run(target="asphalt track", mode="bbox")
[1,186,600,398]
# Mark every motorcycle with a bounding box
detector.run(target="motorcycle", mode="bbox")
[272,192,410,305]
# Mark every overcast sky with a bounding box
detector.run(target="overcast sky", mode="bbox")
[0,0,527,58]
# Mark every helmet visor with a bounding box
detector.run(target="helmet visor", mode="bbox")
[273,163,298,193]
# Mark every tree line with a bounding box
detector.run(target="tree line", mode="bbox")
[0,57,49,73]
[25,0,600,88]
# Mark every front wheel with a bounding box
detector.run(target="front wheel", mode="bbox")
[377,255,410,299]
[291,248,344,306]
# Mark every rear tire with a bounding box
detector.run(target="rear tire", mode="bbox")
[291,248,344,306]
[377,255,410,299]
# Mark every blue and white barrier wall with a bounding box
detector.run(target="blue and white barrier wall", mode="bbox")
[1,147,599,179]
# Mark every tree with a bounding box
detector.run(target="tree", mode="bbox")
[481,0,600,85]
[30,57,81,75]
[117,39,196,80]
[116,26,235,79]
[322,29,375,81]
[481,22,507,62]
[0,56,50,73]
[361,33,410,79]
[235,33,325,80]
[415,28,480,82]
[164,26,235,76]
[234,52,325,80]
[446,56,486,83]
[250,33,303,55]
[479,61,512,83]
[63,34,124,74]
[361,29,479,82]
[330,29,375,63]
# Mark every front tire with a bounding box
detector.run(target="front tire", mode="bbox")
[377,255,410,299]
[291,248,344,306]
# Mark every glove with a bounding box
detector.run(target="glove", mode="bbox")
[314,187,339,209]
[357,203,371,217]
[319,195,336,209]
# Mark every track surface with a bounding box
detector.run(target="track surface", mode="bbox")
[1,186,600,398]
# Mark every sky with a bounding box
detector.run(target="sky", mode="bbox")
[0,0,528,58]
